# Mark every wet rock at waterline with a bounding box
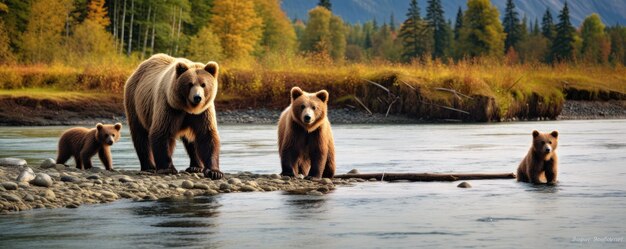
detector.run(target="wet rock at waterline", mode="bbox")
[0,158,27,167]
[457,182,472,188]
[30,173,53,187]
[40,158,56,169]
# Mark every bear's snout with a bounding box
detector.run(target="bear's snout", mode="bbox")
[106,136,114,146]
[544,144,552,153]
[304,114,312,123]
[193,94,202,104]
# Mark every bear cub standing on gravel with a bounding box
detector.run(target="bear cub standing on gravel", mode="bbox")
[56,123,122,170]
[278,87,335,179]
[517,130,559,184]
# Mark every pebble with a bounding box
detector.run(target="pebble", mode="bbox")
[42,189,56,201]
[40,158,56,169]
[457,182,472,188]
[54,164,66,171]
[348,169,360,174]
[194,183,210,190]
[94,179,103,184]
[1,182,18,190]
[23,194,35,202]
[100,191,118,199]
[306,190,323,196]
[183,190,194,197]
[1,193,22,202]
[79,182,93,188]
[240,185,256,192]
[219,183,232,191]
[0,158,27,167]
[175,188,186,193]
[320,178,333,184]
[17,182,29,188]
[66,203,80,209]
[117,175,134,183]
[227,178,242,185]
[270,174,281,179]
[47,172,61,178]
[86,175,100,180]
[16,167,36,182]
[205,189,219,195]
[181,180,194,189]
[119,192,135,198]
[281,176,291,181]
[31,173,53,187]
[60,175,80,183]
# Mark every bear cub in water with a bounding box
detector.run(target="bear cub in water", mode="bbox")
[56,123,122,170]
[517,130,559,184]
[278,87,336,179]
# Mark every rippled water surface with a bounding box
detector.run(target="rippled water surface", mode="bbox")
[1,120,625,248]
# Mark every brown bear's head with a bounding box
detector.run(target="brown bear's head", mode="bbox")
[96,123,122,146]
[172,61,219,114]
[532,130,558,160]
[290,87,329,133]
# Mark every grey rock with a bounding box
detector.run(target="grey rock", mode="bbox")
[240,185,256,192]
[54,164,66,171]
[46,172,61,178]
[227,178,241,185]
[118,175,134,183]
[183,190,194,197]
[1,182,18,190]
[66,203,80,209]
[30,173,53,187]
[181,180,194,189]
[204,189,219,195]
[0,158,27,167]
[219,183,232,191]
[16,167,36,183]
[41,189,56,200]
[1,193,22,202]
[86,175,100,180]
[100,191,118,199]
[60,175,80,183]
[194,183,210,190]
[94,180,103,184]
[320,178,333,184]
[143,195,158,201]
[281,176,291,181]
[348,169,360,174]
[40,158,56,169]
[23,194,35,202]
[457,182,472,188]
[270,174,281,179]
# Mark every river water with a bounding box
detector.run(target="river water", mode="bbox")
[0,120,625,248]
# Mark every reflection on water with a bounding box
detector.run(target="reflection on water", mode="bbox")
[1,120,626,248]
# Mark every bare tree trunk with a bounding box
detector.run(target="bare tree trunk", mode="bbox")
[169,7,176,55]
[174,7,182,55]
[119,0,127,54]
[333,172,516,182]
[127,0,134,56]
[142,5,151,59]
[113,0,118,45]
[150,9,156,56]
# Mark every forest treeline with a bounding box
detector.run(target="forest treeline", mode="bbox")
[1,0,625,67]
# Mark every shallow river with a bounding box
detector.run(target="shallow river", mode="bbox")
[1,120,625,248]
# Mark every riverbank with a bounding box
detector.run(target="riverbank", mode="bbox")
[0,160,357,214]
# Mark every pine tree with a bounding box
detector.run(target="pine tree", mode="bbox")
[399,0,432,61]
[390,12,396,31]
[318,0,331,11]
[454,7,463,41]
[503,0,521,52]
[426,0,449,59]
[87,0,110,27]
[550,2,575,62]
[541,8,556,41]
[458,0,505,58]
[533,18,540,36]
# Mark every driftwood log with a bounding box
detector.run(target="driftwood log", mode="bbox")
[333,172,516,182]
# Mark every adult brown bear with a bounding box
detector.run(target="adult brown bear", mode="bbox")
[277,87,336,179]
[123,54,222,179]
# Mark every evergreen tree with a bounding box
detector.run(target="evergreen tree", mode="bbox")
[399,0,432,61]
[390,12,396,31]
[454,7,463,41]
[458,0,505,58]
[318,0,331,11]
[426,0,449,59]
[550,2,575,62]
[533,18,540,36]
[607,25,626,65]
[541,8,556,41]
[503,0,521,52]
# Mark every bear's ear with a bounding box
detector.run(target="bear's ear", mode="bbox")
[114,123,122,131]
[175,62,189,77]
[96,123,104,130]
[205,61,219,78]
[551,130,558,138]
[291,87,303,100]
[316,90,329,103]
[532,130,539,138]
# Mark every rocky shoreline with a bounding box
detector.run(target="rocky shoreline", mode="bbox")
[0,158,365,214]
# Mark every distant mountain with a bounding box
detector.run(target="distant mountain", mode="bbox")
[281,0,626,27]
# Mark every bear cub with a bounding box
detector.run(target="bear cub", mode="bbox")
[56,123,122,170]
[517,130,559,184]
[278,87,336,179]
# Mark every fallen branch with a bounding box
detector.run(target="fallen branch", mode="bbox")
[353,96,373,115]
[435,87,473,99]
[334,172,516,182]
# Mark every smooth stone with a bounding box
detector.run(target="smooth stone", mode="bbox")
[1,193,22,202]
[227,178,241,185]
[175,188,186,193]
[23,194,35,202]
[16,167,36,182]
[219,183,232,191]
[31,173,53,187]
[281,176,291,181]
[94,179,103,184]
[181,180,194,189]
[119,192,135,198]
[306,190,323,196]
[143,195,158,201]
[100,191,118,199]
[41,189,56,201]
[240,185,256,192]
[87,175,101,180]
[1,182,18,190]
[183,190,194,197]
[54,164,66,171]
[79,182,93,188]
[348,169,360,174]
[47,172,61,178]
[17,182,29,188]
[118,176,134,183]
[60,175,80,183]
[270,174,281,179]
[66,203,80,208]
[40,158,56,169]
[457,182,472,188]
[0,158,27,167]
[320,178,333,184]
[204,189,219,195]
[246,181,259,188]
[194,183,210,190]
[155,183,168,189]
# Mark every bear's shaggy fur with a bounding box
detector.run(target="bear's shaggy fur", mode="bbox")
[56,123,122,170]
[278,87,335,179]
[123,53,222,179]
[517,130,559,184]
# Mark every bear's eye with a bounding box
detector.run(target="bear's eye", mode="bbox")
[548,141,552,144]
[188,83,193,87]
[300,105,305,110]
[541,141,546,145]
[312,106,316,110]
[112,134,115,137]
[201,83,206,88]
